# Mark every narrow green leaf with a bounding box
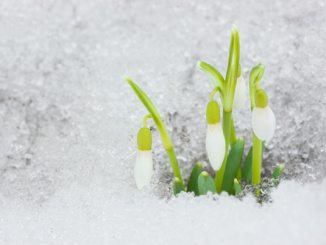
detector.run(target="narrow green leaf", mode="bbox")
[198,61,225,89]
[272,164,285,180]
[221,139,245,194]
[237,63,242,77]
[198,171,216,195]
[173,177,185,196]
[233,179,242,195]
[242,143,265,184]
[249,64,265,85]
[249,64,265,109]
[187,162,203,196]
[225,27,235,84]
[242,147,253,183]
[272,164,285,179]
[126,77,164,131]
[224,26,240,111]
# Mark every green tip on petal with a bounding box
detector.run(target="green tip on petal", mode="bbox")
[137,127,152,151]
[206,101,220,124]
[255,89,268,108]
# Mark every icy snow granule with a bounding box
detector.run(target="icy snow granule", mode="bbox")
[0,0,325,244]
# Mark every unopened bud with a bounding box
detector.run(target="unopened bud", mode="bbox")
[206,101,220,124]
[137,127,152,151]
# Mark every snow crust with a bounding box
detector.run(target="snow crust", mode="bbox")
[1,180,326,244]
[0,0,325,244]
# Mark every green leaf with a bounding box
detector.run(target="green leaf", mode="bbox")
[242,147,253,183]
[173,177,185,196]
[225,27,235,84]
[198,171,216,195]
[224,26,240,111]
[249,64,265,85]
[198,61,225,89]
[221,139,245,194]
[125,77,164,134]
[249,64,265,109]
[233,179,242,195]
[242,143,265,184]
[272,164,285,179]
[187,162,203,196]
[272,164,285,180]
[237,63,242,77]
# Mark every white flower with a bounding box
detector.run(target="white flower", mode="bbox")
[251,106,276,142]
[233,75,246,109]
[206,123,226,171]
[134,150,153,189]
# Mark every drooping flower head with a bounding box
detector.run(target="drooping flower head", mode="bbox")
[134,127,153,189]
[251,89,276,142]
[205,101,226,171]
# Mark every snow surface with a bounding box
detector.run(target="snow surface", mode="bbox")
[0,0,326,244]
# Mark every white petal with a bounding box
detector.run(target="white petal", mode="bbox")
[251,106,276,142]
[134,150,153,189]
[233,75,246,109]
[206,123,226,171]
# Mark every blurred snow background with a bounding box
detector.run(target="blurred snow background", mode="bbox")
[0,0,325,244]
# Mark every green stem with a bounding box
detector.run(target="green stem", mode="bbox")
[166,147,184,189]
[252,134,262,187]
[209,87,219,101]
[230,117,237,144]
[155,121,185,188]
[142,114,152,127]
[215,110,232,192]
[198,61,225,91]
[230,117,241,180]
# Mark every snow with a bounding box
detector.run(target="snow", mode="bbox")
[1,180,326,244]
[0,0,326,244]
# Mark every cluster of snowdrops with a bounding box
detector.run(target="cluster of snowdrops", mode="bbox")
[126,26,284,197]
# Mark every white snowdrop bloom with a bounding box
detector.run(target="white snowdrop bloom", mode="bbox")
[205,101,226,171]
[251,89,276,142]
[206,123,226,171]
[134,150,153,189]
[134,127,153,189]
[233,75,246,109]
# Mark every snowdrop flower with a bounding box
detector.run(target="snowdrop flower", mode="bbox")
[134,127,153,189]
[233,75,246,109]
[206,101,226,171]
[251,89,276,142]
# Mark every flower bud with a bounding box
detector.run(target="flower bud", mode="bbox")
[137,127,152,150]
[252,90,276,142]
[206,101,220,124]
[134,127,153,189]
[206,101,225,171]
[255,89,268,108]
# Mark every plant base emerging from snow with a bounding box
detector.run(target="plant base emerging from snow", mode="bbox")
[126,26,284,200]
